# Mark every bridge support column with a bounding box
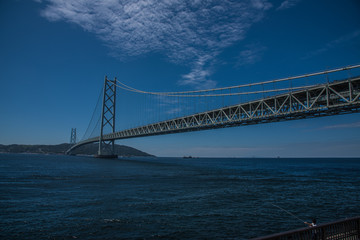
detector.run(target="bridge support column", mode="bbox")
[70,128,77,144]
[96,76,118,158]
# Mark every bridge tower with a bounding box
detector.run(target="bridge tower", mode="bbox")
[70,128,77,144]
[97,76,118,158]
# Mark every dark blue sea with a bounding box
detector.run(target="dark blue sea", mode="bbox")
[1,154,359,239]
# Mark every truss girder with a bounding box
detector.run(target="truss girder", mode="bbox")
[69,76,360,151]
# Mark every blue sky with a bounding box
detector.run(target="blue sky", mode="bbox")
[1,0,360,157]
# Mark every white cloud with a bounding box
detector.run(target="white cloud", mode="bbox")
[303,29,360,59]
[322,121,360,129]
[185,146,283,157]
[236,43,267,66]
[39,0,272,88]
[166,107,182,115]
[180,54,217,89]
[277,0,301,10]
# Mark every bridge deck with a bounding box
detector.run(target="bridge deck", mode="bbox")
[68,76,360,153]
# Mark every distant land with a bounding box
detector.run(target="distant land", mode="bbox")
[0,143,154,157]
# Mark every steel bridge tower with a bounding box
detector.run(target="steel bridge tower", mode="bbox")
[70,128,77,144]
[97,76,118,158]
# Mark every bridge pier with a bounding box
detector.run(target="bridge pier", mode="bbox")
[96,76,118,159]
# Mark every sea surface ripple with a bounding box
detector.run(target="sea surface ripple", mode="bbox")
[1,154,359,239]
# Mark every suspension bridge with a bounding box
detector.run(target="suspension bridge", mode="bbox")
[66,65,360,157]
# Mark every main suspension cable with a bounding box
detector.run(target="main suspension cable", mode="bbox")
[114,64,360,97]
[114,81,314,97]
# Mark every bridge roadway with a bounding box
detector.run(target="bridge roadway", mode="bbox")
[68,76,360,153]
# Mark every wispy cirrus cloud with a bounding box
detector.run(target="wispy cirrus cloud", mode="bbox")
[302,29,360,60]
[186,146,283,157]
[322,121,360,129]
[180,54,217,89]
[37,0,272,88]
[236,43,267,67]
[277,0,301,10]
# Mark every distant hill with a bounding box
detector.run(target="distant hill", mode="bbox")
[0,143,154,157]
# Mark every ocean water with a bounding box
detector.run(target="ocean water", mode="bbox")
[0,154,359,239]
